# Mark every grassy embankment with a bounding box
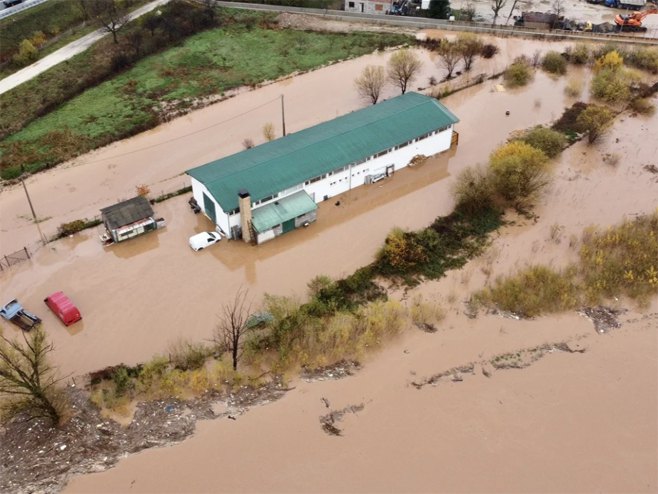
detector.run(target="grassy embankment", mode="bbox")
[0,7,410,179]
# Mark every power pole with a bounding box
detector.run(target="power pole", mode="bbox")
[281,94,286,137]
[21,177,47,246]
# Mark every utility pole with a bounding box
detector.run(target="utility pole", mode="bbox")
[21,177,47,246]
[281,94,286,137]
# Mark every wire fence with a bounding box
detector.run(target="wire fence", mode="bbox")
[0,246,32,271]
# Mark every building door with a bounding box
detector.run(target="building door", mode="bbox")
[386,164,395,176]
[359,2,364,11]
[282,218,295,234]
[203,193,216,224]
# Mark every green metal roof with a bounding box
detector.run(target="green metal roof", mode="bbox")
[187,92,459,212]
[251,190,317,233]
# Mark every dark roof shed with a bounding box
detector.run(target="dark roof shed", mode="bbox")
[100,196,154,230]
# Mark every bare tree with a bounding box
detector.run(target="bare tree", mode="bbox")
[355,65,386,105]
[387,49,423,95]
[551,0,564,18]
[491,0,508,25]
[505,0,521,25]
[0,328,67,425]
[87,0,132,44]
[436,40,461,79]
[214,289,254,371]
[456,34,484,72]
[263,122,276,141]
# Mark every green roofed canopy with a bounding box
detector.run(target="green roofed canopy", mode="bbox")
[187,92,458,213]
[251,190,317,233]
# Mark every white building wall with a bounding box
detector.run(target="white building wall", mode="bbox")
[190,178,231,236]
[344,0,390,13]
[198,126,454,240]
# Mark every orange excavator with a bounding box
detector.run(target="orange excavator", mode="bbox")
[615,6,658,31]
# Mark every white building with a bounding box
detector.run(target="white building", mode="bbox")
[187,92,459,244]
[344,0,390,14]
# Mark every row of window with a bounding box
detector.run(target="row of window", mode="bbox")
[231,127,449,213]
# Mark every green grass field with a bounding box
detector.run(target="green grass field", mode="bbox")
[1,24,409,178]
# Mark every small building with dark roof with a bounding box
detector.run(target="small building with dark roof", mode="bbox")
[100,196,157,243]
[187,92,459,244]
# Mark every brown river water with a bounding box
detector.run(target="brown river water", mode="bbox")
[1,37,656,493]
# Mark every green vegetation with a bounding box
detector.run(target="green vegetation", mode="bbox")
[541,51,567,75]
[576,104,613,144]
[0,7,410,179]
[590,50,639,104]
[0,0,88,65]
[517,126,567,158]
[476,211,658,315]
[580,212,658,305]
[489,141,549,204]
[565,44,589,65]
[564,77,583,98]
[476,265,579,317]
[55,218,102,239]
[504,56,533,87]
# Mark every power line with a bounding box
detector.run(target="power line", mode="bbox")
[82,95,282,164]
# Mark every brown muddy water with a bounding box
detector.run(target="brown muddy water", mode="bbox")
[1,53,588,377]
[2,42,657,493]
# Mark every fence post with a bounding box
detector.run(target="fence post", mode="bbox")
[24,246,30,259]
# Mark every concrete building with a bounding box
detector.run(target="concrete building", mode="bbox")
[344,0,390,13]
[187,92,459,244]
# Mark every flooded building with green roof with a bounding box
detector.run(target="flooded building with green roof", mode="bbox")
[186,92,459,244]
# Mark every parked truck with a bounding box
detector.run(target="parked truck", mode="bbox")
[1,299,41,331]
[604,0,646,10]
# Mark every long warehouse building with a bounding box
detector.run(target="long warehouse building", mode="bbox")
[187,92,459,244]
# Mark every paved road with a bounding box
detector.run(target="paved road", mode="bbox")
[0,0,170,96]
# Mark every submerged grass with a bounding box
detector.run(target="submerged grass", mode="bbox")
[476,211,658,316]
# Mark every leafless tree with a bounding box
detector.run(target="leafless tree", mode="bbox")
[456,34,484,72]
[87,0,132,44]
[551,0,564,18]
[505,0,521,24]
[0,328,67,425]
[214,288,255,371]
[436,40,461,79]
[355,65,386,105]
[491,0,508,25]
[387,49,422,95]
[263,122,276,141]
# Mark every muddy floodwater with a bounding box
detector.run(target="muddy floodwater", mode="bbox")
[1,37,657,493]
[1,42,585,376]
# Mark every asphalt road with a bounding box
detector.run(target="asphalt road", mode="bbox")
[0,0,170,96]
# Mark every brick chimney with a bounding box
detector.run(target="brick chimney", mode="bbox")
[238,189,252,243]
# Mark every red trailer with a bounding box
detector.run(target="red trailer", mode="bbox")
[44,292,81,326]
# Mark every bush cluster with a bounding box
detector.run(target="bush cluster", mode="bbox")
[541,51,567,75]
[504,56,532,87]
[475,211,658,316]
[518,126,567,158]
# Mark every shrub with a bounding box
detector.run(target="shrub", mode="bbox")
[624,46,658,74]
[504,57,532,87]
[57,219,87,237]
[568,44,590,65]
[541,51,567,75]
[518,126,567,158]
[167,338,210,371]
[488,141,549,205]
[480,43,499,59]
[377,228,429,272]
[576,104,613,143]
[628,97,655,115]
[12,39,38,66]
[552,101,589,135]
[591,68,632,103]
[452,165,497,214]
[475,265,580,317]
[593,50,624,73]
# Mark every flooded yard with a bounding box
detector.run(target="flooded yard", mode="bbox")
[1,35,657,494]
